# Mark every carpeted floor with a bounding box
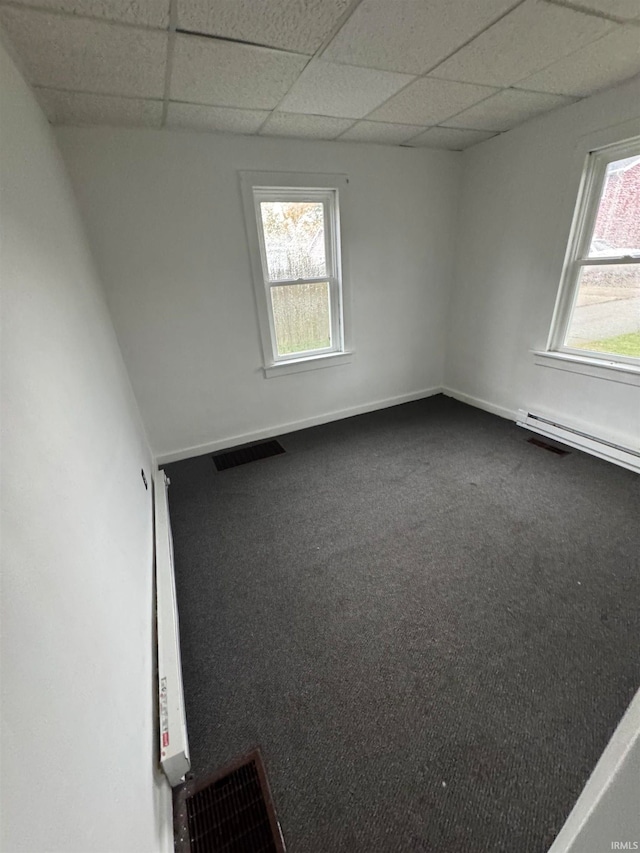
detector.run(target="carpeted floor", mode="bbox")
[164,395,639,853]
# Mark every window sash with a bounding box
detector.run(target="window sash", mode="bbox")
[253,189,343,362]
[576,256,640,266]
[266,279,340,360]
[266,276,335,286]
[548,137,640,364]
[560,264,640,368]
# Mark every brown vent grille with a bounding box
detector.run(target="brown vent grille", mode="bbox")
[527,437,570,456]
[212,440,286,471]
[174,750,285,853]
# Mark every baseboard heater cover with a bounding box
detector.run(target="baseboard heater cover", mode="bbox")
[516,410,640,474]
[154,469,191,786]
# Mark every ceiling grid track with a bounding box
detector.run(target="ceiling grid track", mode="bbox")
[161,0,178,127]
[0,0,638,148]
[254,0,367,136]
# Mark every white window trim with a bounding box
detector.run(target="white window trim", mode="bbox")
[532,348,640,387]
[263,350,354,378]
[545,135,640,372]
[239,170,352,378]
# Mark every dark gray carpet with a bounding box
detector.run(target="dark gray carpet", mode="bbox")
[165,395,640,853]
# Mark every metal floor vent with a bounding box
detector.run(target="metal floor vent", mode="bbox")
[527,437,570,456]
[212,440,286,472]
[174,750,286,853]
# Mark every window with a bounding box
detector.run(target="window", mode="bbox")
[548,138,640,368]
[240,171,350,376]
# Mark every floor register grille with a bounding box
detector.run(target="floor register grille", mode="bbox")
[212,440,286,471]
[174,750,286,853]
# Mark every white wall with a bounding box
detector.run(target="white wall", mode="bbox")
[55,127,461,461]
[0,39,171,852]
[445,75,640,449]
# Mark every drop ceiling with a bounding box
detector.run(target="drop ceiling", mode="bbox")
[1,0,639,150]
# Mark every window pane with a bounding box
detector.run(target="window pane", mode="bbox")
[260,201,326,281]
[271,282,331,356]
[588,155,640,258]
[565,264,640,357]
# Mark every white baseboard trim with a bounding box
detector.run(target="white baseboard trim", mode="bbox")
[155,773,174,853]
[157,386,443,464]
[441,387,518,422]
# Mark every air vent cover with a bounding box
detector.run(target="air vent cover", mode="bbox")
[212,440,286,471]
[527,437,570,456]
[173,750,286,853]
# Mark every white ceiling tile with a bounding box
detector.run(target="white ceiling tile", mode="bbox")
[170,34,308,109]
[406,126,497,149]
[367,77,498,125]
[278,60,414,119]
[2,0,170,28]
[35,88,163,126]
[166,102,269,134]
[322,0,520,74]
[446,88,575,131]
[260,112,354,140]
[177,0,352,55]
[557,0,640,20]
[433,0,614,87]
[514,27,640,96]
[338,120,427,144]
[0,7,167,97]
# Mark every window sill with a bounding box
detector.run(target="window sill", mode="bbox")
[532,350,640,387]
[263,351,353,378]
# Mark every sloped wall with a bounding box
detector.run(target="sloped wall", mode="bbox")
[0,37,171,853]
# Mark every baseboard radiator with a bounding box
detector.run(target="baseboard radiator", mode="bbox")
[516,410,640,474]
[154,469,191,786]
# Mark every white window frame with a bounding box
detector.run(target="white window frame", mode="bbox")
[240,171,352,378]
[546,136,640,369]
